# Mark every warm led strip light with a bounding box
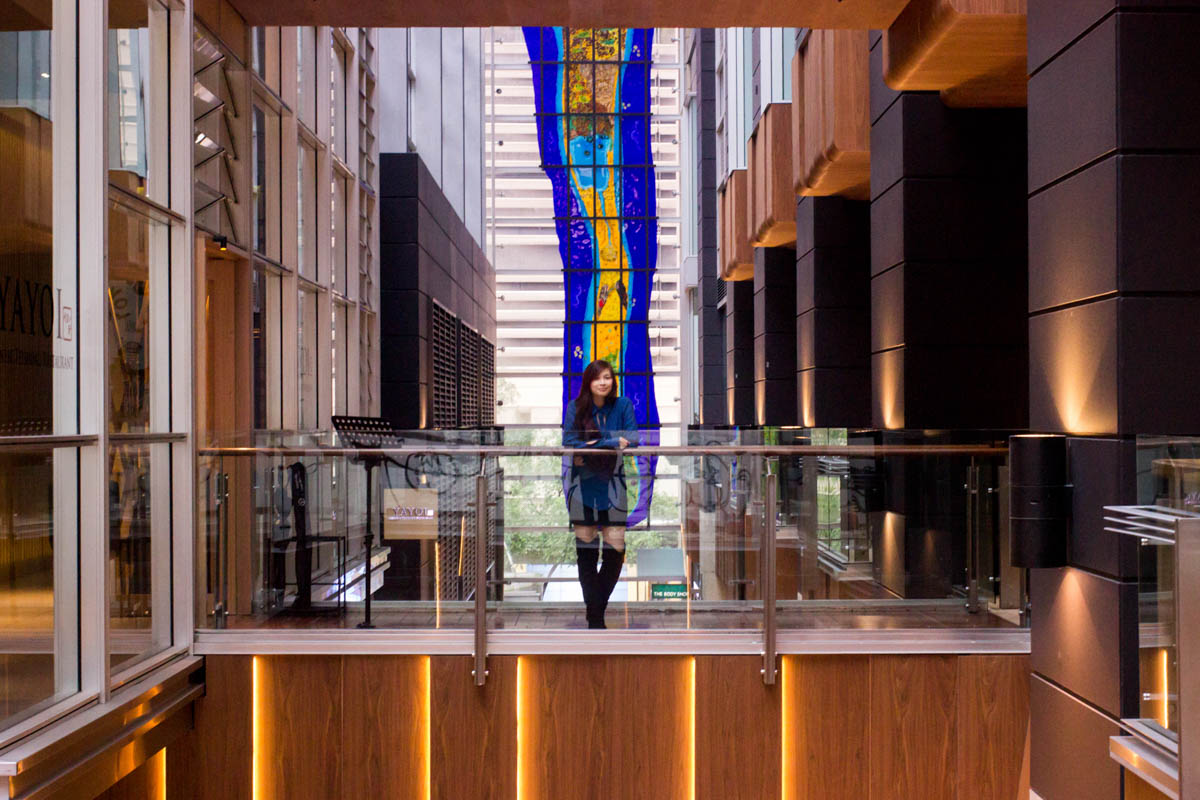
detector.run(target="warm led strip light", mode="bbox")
[780,656,790,800]
[252,656,262,800]
[689,657,697,800]
[516,656,526,800]
[425,656,433,800]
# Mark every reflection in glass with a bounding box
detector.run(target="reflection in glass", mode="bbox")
[109,443,170,671]
[298,290,318,430]
[0,447,78,729]
[108,197,167,433]
[108,0,169,202]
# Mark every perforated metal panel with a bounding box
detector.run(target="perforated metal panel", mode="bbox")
[480,338,496,427]
[458,322,481,428]
[431,302,458,429]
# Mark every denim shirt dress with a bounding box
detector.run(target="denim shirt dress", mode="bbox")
[562,395,637,516]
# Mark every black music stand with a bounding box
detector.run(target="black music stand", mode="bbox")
[331,416,404,629]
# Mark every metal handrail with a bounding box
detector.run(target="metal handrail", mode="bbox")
[198,443,1007,457]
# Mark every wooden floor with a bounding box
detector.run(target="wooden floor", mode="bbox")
[159,652,1029,800]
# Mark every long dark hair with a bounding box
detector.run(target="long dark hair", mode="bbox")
[574,360,618,434]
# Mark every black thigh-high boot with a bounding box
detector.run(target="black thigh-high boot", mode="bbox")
[575,537,601,628]
[595,543,626,629]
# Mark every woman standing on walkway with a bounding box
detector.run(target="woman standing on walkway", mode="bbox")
[562,360,636,628]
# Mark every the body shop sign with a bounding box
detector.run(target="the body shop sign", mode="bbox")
[382,488,439,540]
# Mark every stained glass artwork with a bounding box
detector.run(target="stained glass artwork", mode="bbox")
[524,26,660,526]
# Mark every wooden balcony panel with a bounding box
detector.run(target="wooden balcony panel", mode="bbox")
[720,169,753,281]
[798,29,871,201]
[884,0,1028,108]
[751,103,797,247]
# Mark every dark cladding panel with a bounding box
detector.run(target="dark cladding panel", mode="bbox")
[1030,675,1122,800]
[1068,437,1139,580]
[1027,156,1118,313]
[1027,16,1117,191]
[1030,567,1139,719]
[1028,297,1118,434]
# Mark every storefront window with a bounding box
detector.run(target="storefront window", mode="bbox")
[108,0,170,205]
[108,442,171,672]
[107,196,170,433]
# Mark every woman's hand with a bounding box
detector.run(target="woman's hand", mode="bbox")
[618,437,630,448]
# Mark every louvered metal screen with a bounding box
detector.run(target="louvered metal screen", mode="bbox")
[458,322,481,428]
[480,338,496,427]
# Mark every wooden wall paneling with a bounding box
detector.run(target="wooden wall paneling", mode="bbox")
[721,170,753,280]
[695,656,779,800]
[746,132,759,254]
[783,655,869,800]
[167,656,253,800]
[1125,770,1173,800]
[800,30,871,200]
[791,50,806,194]
[431,655,517,800]
[521,656,691,800]
[342,655,428,799]
[869,654,957,800]
[753,104,796,247]
[95,749,165,800]
[955,655,1030,800]
[232,0,912,30]
[884,0,1027,107]
[257,655,343,800]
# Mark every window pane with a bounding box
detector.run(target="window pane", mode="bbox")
[333,303,348,414]
[108,442,171,672]
[252,104,280,259]
[108,196,169,434]
[298,289,318,429]
[0,445,79,730]
[297,28,316,130]
[332,176,347,292]
[0,3,79,436]
[331,43,347,159]
[298,143,316,279]
[108,0,170,204]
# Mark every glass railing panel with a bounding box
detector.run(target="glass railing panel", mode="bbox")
[769,428,1021,631]
[195,426,1029,635]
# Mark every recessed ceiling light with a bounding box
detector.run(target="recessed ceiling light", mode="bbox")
[40,72,49,79]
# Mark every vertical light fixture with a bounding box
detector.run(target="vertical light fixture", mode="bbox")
[689,657,697,800]
[252,656,262,800]
[425,656,433,800]
[780,656,790,800]
[1162,648,1171,730]
[516,657,526,800]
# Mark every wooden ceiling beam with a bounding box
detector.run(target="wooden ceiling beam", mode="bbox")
[883,0,1027,108]
[795,29,871,201]
[225,0,912,28]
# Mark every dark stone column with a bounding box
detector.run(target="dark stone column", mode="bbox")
[724,279,755,426]
[795,196,871,428]
[693,29,726,425]
[868,35,1028,430]
[753,246,797,426]
[1026,4,1200,798]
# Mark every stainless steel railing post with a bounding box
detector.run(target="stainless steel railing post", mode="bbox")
[473,471,489,687]
[762,468,778,686]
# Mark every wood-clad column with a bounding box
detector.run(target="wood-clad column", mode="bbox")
[794,29,871,200]
[794,197,870,428]
[720,170,753,281]
[868,33,1027,430]
[1026,2,1200,797]
[724,278,755,426]
[754,247,797,426]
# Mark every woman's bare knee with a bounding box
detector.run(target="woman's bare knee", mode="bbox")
[602,526,625,551]
[574,525,599,543]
